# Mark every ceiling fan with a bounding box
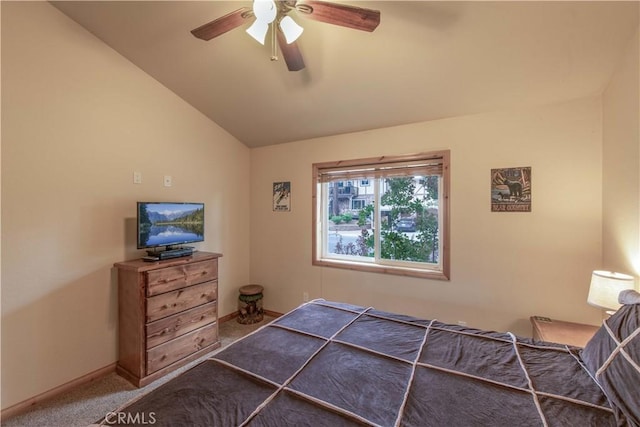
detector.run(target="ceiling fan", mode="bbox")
[191,0,381,72]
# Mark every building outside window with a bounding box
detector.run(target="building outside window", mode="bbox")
[312,151,450,280]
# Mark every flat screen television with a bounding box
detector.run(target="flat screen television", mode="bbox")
[137,202,205,251]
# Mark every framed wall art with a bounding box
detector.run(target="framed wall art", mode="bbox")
[273,181,291,212]
[491,167,531,212]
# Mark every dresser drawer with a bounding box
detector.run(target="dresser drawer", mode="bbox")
[146,301,217,349]
[146,281,217,323]
[146,323,218,374]
[146,259,218,296]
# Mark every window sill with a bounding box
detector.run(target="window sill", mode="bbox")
[313,258,449,281]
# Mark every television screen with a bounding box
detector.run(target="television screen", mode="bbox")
[137,202,205,249]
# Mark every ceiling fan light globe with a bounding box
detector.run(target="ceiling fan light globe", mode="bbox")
[252,0,277,24]
[246,21,269,45]
[280,16,304,44]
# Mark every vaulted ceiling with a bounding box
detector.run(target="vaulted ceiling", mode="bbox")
[51,1,639,148]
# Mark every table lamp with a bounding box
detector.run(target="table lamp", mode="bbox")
[587,270,635,315]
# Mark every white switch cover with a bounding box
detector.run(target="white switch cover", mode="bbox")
[133,172,142,184]
[164,175,172,187]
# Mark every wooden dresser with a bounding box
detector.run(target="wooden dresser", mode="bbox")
[114,251,223,387]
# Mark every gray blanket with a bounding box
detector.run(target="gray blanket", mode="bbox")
[103,300,620,426]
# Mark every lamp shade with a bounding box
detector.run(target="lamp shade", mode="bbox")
[246,0,277,45]
[587,270,635,311]
[280,16,304,44]
[252,0,277,23]
[246,21,270,45]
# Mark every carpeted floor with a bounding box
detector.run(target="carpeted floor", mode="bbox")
[2,316,275,427]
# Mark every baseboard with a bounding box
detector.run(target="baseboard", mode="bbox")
[219,309,283,323]
[1,363,116,422]
[218,310,239,323]
[2,309,284,421]
[263,309,284,318]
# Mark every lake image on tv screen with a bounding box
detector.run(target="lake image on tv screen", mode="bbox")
[138,203,204,247]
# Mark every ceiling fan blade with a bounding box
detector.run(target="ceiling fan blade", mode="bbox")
[296,1,380,32]
[191,7,252,41]
[276,30,305,71]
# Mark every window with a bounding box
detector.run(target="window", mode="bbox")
[312,151,450,280]
[352,200,366,210]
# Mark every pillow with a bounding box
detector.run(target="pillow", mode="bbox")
[619,289,640,305]
[581,291,640,426]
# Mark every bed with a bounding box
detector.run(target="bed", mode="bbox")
[100,291,640,426]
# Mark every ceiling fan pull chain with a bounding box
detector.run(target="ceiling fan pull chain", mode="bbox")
[270,22,278,61]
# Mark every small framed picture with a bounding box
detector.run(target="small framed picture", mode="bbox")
[273,182,291,212]
[491,167,531,212]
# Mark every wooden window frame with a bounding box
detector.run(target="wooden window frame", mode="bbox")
[312,150,450,280]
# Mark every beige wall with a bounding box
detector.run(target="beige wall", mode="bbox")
[2,0,638,416]
[251,97,605,336]
[1,2,250,409]
[602,27,640,280]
